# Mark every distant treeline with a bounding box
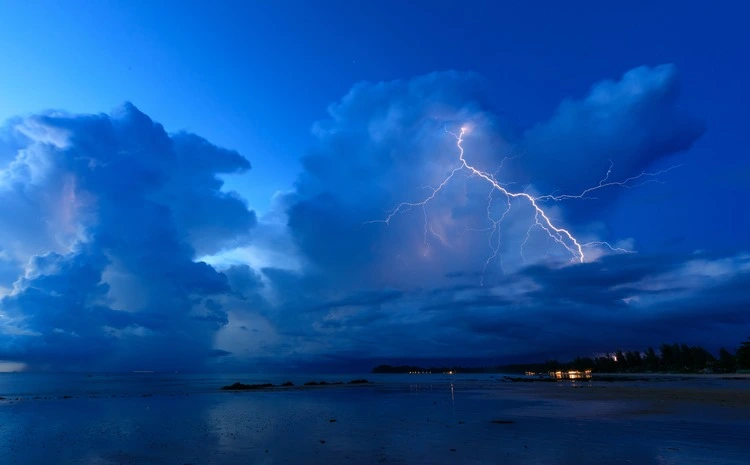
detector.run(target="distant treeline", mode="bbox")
[372,338,750,375]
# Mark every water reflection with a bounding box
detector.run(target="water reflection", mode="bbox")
[1,379,748,465]
[409,383,434,394]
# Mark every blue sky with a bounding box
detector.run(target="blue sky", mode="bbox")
[0,1,748,371]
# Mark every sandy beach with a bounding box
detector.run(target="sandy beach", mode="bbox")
[1,373,749,464]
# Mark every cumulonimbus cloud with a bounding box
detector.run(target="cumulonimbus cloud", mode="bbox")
[248,65,743,366]
[286,65,704,286]
[2,65,737,371]
[0,103,255,370]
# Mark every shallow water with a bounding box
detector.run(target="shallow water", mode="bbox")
[1,374,748,464]
[0,372,478,397]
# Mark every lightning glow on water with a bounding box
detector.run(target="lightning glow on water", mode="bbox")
[369,125,679,278]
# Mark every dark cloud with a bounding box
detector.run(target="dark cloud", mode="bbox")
[208,349,233,358]
[287,72,513,289]
[223,264,264,298]
[260,252,750,364]
[285,65,705,290]
[0,66,734,372]
[305,289,404,314]
[255,66,735,365]
[0,103,254,371]
[521,64,705,197]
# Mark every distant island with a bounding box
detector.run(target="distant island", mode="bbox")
[373,338,750,375]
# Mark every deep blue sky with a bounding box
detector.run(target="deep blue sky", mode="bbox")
[0,1,748,371]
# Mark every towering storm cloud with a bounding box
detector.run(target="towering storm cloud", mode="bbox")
[2,66,747,371]
[0,104,255,370]
[286,66,704,285]
[252,65,746,366]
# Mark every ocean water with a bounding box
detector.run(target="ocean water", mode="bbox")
[1,373,749,464]
[0,372,493,397]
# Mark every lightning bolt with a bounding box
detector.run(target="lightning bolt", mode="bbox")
[368,125,676,272]
[535,161,683,202]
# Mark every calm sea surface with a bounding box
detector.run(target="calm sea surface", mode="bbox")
[0,372,493,397]
[1,373,749,464]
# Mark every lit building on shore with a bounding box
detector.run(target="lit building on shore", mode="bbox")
[549,370,593,380]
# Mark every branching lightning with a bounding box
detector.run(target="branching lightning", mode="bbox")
[368,125,677,273]
[535,161,683,202]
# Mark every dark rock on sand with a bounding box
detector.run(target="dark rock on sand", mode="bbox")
[221,382,275,391]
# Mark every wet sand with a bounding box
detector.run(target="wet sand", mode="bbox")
[1,376,748,464]
[499,376,750,409]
